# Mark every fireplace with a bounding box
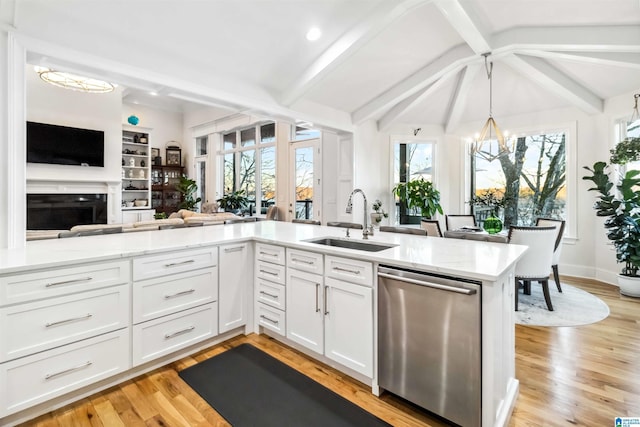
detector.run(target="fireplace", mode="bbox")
[27,194,108,230]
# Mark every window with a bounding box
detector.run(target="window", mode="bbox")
[470,129,567,228]
[194,136,209,209]
[392,139,434,224]
[219,122,276,215]
[292,125,321,141]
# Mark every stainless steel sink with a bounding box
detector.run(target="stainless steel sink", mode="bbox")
[304,237,396,252]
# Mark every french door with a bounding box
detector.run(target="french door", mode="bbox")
[290,139,321,222]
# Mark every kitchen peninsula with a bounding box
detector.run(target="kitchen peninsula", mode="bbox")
[0,221,526,427]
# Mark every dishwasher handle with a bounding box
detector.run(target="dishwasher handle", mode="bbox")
[378,272,477,295]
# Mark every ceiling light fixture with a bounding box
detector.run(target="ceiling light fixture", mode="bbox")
[34,66,115,93]
[472,53,509,162]
[306,27,321,41]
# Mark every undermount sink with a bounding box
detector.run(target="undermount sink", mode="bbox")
[304,237,396,252]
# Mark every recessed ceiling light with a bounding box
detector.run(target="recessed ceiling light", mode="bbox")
[149,91,158,96]
[306,27,321,41]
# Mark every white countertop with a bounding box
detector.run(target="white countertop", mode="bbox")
[0,222,527,281]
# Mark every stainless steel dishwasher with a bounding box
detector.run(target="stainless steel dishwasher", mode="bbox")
[378,265,481,427]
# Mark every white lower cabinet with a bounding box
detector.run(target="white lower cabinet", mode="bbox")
[0,328,130,417]
[219,243,250,333]
[286,254,374,378]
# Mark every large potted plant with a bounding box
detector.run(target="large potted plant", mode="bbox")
[176,175,202,211]
[217,189,249,215]
[392,178,443,220]
[583,137,640,297]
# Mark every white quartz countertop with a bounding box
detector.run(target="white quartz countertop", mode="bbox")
[1,222,527,281]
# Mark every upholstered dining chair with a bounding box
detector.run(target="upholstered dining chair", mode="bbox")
[265,205,278,220]
[292,219,321,225]
[535,217,566,292]
[326,221,363,229]
[508,225,558,311]
[445,214,477,231]
[379,226,427,235]
[420,219,442,237]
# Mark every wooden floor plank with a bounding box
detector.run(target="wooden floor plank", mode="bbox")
[13,276,640,427]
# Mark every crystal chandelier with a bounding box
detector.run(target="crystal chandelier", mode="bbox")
[34,66,115,93]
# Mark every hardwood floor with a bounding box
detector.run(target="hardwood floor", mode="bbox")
[17,277,640,427]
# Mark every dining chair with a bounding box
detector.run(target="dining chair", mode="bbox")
[379,226,427,235]
[326,221,363,229]
[445,215,477,231]
[508,226,558,311]
[420,219,442,237]
[292,219,321,225]
[265,205,278,220]
[535,217,566,292]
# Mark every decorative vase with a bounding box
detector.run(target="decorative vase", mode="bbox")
[370,213,383,227]
[483,214,502,234]
[127,115,139,126]
[617,274,640,297]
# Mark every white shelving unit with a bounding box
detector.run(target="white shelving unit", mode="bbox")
[122,125,154,221]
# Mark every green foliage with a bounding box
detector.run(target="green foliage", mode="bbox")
[217,189,248,213]
[392,178,443,219]
[470,188,509,215]
[583,161,640,277]
[609,137,640,165]
[175,175,202,211]
[154,212,167,220]
[372,199,389,218]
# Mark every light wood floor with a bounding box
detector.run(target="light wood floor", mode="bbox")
[17,277,640,427]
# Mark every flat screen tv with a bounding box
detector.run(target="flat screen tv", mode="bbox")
[27,121,105,167]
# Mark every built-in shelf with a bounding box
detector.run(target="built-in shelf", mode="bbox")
[122,126,152,212]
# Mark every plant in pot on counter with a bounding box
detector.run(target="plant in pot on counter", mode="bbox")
[583,136,640,297]
[470,188,508,234]
[175,175,202,211]
[217,189,249,215]
[370,199,389,225]
[392,178,443,219]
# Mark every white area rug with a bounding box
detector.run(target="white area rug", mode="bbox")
[515,281,610,327]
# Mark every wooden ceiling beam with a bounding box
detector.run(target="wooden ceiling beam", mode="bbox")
[444,64,482,134]
[433,0,491,54]
[521,50,640,69]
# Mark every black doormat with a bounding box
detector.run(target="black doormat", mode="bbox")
[178,343,391,427]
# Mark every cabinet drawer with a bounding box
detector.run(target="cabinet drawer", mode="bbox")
[287,249,323,275]
[0,285,129,362]
[133,267,218,324]
[256,243,285,266]
[256,279,285,310]
[132,303,217,367]
[257,303,285,336]
[133,247,217,281]
[0,260,130,306]
[325,256,373,287]
[256,260,286,285]
[0,328,130,417]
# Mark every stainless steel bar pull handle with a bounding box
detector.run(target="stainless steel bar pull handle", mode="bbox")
[378,272,477,295]
[45,361,92,380]
[46,277,92,287]
[333,266,360,275]
[46,313,92,328]
[259,290,278,299]
[323,285,329,315]
[224,246,244,253]
[259,269,279,276]
[292,257,314,265]
[164,325,195,339]
[315,283,320,313]
[164,289,196,299]
[260,315,279,325]
[259,251,278,257]
[164,259,195,267]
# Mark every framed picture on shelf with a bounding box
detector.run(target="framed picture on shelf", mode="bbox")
[166,146,181,166]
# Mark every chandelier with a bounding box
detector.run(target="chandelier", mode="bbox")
[34,66,115,93]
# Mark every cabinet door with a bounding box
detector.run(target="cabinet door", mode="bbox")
[286,268,324,354]
[218,243,249,333]
[324,277,373,377]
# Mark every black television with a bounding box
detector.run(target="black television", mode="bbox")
[27,121,105,167]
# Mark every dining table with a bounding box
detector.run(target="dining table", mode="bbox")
[443,228,509,243]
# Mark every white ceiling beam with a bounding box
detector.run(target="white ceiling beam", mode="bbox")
[492,25,640,53]
[521,50,640,69]
[444,64,481,134]
[280,0,430,107]
[378,72,455,132]
[352,43,475,124]
[433,0,491,54]
[502,53,603,114]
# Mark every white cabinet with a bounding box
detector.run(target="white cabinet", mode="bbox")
[122,209,156,223]
[219,243,250,333]
[122,126,152,215]
[286,249,373,377]
[255,243,286,336]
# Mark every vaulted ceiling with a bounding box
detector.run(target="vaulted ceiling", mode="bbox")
[9,0,640,132]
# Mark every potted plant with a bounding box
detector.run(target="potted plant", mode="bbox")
[217,189,249,214]
[392,178,443,220]
[583,137,640,297]
[370,199,389,226]
[470,188,507,234]
[175,175,202,211]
